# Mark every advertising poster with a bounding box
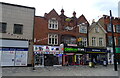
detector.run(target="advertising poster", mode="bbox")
[1,48,15,66]
[15,48,28,66]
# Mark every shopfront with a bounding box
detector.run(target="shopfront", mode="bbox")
[116,47,120,64]
[0,39,28,66]
[63,46,86,65]
[34,45,63,67]
[85,48,108,65]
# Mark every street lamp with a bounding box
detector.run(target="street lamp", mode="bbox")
[110,10,117,71]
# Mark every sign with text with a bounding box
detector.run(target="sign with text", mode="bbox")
[85,48,107,54]
[64,46,85,53]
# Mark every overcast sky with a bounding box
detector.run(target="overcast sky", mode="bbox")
[1,0,120,23]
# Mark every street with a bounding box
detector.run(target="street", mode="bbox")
[2,65,119,76]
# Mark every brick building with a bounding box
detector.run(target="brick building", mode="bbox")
[98,15,120,64]
[34,9,89,66]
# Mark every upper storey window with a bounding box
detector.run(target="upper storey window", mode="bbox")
[0,22,7,33]
[79,26,87,33]
[48,18,58,30]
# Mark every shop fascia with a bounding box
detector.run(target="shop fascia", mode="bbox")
[34,45,63,54]
[64,46,85,53]
[85,48,107,53]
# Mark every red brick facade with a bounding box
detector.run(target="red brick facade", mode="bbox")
[98,15,120,47]
[34,9,89,46]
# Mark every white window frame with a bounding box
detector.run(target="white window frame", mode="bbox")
[79,26,87,33]
[92,37,96,46]
[78,37,87,47]
[48,34,58,45]
[114,37,116,46]
[99,38,103,46]
[113,25,115,32]
[48,18,58,30]
[83,38,87,47]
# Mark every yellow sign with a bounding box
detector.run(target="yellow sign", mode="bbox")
[78,38,82,42]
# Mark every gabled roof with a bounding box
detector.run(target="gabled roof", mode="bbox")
[77,14,89,26]
[89,22,107,33]
[47,9,59,16]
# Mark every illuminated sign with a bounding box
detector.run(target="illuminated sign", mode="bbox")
[64,47,84,53]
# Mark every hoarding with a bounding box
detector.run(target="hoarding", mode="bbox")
[0,48,28,66]
[1,48,15,66]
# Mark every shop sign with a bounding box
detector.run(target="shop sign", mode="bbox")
[67,44,77,46]
[116,48,120,53]
[34,45,63,54]
[86,48,107,53]
[64,47,84,53]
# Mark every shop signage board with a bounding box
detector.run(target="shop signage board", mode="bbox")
[15,48,28,66]
[85,48,107,54]
[1,48,15,66]
[34,45,63,54]
[64,46,85,53]
[116,48,120,53]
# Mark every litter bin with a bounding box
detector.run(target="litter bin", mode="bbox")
[89,62,94,67]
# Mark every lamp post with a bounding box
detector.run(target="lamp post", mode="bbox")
[110,10,117,71]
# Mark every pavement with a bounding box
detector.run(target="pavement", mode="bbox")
[1,65,119,76]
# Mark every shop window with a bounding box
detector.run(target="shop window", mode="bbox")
[99,38,103,46]
[0,22,7,33]
[92,37,96,46]
[48,34,58,45]
[13,24,23,34]
[79,26,87,33]
[116,25,120,33]
[48,18,58,30]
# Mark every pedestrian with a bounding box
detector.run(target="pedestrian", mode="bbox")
[103,59,107,66]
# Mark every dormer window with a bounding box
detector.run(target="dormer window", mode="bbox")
[48,18,58,30]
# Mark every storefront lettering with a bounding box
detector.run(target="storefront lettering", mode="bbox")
[92,49,101,52]
[64,48,78,52]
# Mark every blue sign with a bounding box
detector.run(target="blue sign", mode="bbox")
[85,48,107,53]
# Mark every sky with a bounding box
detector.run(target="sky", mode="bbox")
[1,0,120,23]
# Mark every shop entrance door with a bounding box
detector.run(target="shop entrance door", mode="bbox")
[68,55,74,65]
[34,54,44,67]
[76,54,83,65]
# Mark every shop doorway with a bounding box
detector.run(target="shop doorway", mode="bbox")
[34,54,44,67]
[76,54,85,65]
[44,54,54,66]
[65,55,74,65]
